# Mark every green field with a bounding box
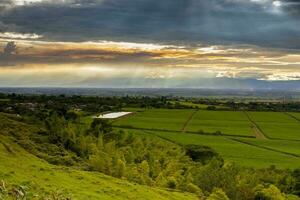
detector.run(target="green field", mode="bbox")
[248,112,298,123]
[114,109,254,137]
[114,109,300,168]
[147,131,300,168]
[237,138,300,156]
[185,111,253,136]
[114,109,194,131]
[0,135,197,200]
[289,112,300,121]
[248,112,300,140]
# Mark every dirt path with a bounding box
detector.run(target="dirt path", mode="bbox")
[243,111,267,139]
[229,138,300,158]
[181,110,198,133]
[284,112,300,123]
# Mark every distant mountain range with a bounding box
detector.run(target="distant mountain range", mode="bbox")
[1,78,300,99]
[75,77,300,91]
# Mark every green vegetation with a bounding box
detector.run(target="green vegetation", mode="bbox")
[114,109,194,131]
[0,136,196,200]
[168,100,229,110]
[290,112,300,121]
[237,138,300,156]
[147,130,300,169]
[114,109,300,168]
[0,93,300,199]
[185,111,253,136]
[248,112,300,140]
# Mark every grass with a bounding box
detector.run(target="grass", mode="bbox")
[114,109,300,168]
[237,138,300,157]
[143,130,300,169]
[289,112,300,121]
[0,135,197,200]
[185,111,253,137]
[113,109,194,131]
[248,112,300,140]
[248,112,298,123]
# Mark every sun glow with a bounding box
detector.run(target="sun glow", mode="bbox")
[0,32,42,40]
[273,1,282,7]
[12,0,44,6]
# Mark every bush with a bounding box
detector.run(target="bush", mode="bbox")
[207,188,229,200]
[167,177,177,189]
[186,183,203,196]
[254,185,285,200]
[185,145,219,164]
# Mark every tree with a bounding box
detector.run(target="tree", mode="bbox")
[45,112,66,143]
[207,188,230,200]
[140,160,150,176]
[185,145,219,164]
[65,110,79,121]
[254,185,285,200]
[186,183,203,196]
[167,177,177,189]
[292,169,300,196]
[97,135,104,150]
[90,118,112,137]
[115,159,126,178]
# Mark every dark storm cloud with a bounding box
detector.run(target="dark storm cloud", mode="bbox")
[281,0,300,14]
[0,0,300,49]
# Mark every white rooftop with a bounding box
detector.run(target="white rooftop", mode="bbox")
[93,112,132,119]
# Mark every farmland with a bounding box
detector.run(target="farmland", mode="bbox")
[114,109,255,136]
[113,109,300,168]
[145,131,300,168]
[114,109,194,131]
[185,110,253,137]
[247,112,300,140]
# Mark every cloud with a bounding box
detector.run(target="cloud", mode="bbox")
[0,39,298,83]
[0,32,42,39]
[0,0,300,49]
[3,41,17,55]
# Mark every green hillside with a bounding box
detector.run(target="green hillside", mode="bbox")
[0,113,198,199]
[0,133,196,199]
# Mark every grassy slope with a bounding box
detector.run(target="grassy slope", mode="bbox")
[147,131,300,169]
[0,114,197,200]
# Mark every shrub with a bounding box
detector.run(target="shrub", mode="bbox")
[167,177,177,189]
[207,188,229,200]
[185,144,218,164]
[186,183,203,196]
[254,184,285,200]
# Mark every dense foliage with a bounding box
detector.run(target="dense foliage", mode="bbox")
[1,93,300,116]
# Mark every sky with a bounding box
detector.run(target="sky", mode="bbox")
[0,0,300,89]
